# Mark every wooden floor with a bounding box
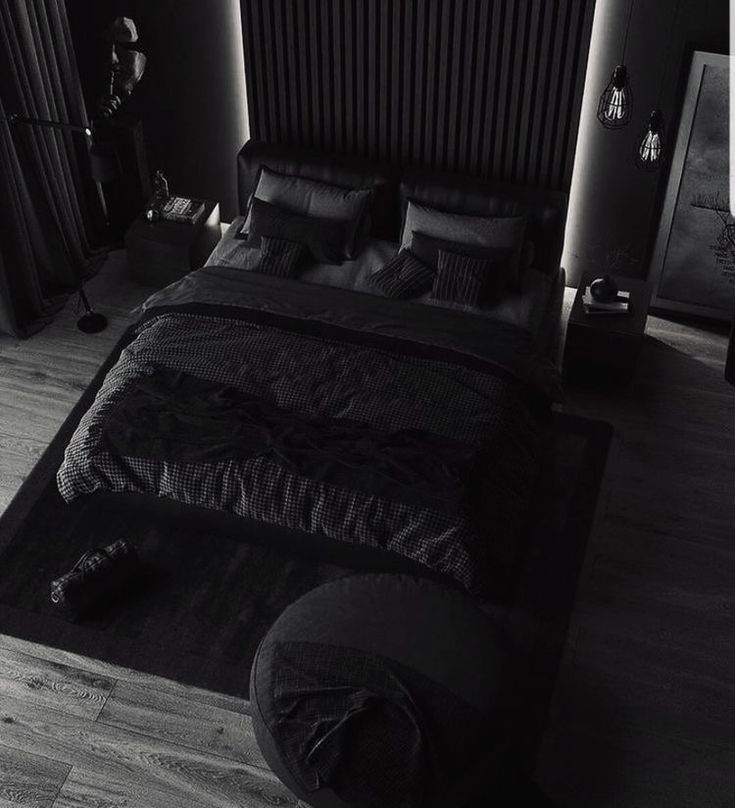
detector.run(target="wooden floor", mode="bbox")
[0,254,733,806]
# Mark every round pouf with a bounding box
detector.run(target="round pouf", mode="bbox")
[250,574,510,808]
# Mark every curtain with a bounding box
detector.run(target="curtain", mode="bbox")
[0,0,106,338]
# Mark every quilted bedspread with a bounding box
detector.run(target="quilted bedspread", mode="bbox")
[57,267,557,599]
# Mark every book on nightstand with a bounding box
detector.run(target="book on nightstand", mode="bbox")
[582,287,631,315]
[160,195,206,224]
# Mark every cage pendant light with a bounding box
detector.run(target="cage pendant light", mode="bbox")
[597,0,635,128]
[635,109,665,169]
[633,0,679,171]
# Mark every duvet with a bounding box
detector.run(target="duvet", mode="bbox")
[57,267,557,599]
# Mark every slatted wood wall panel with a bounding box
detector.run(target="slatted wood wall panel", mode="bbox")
[241,0,595,190]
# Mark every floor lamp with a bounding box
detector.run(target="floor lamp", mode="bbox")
[7,112,115,334]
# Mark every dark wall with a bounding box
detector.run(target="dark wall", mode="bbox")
[562,0,729,285]
[240,0,596,191]
[67,0,248,219]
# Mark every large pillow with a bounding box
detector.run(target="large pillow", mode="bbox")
[249,198,353,265]
[400,200,527,288]
[242,166,373,259]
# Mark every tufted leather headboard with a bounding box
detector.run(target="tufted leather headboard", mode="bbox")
[237,141,568,275]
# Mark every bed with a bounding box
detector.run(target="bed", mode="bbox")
[56,140,568,604]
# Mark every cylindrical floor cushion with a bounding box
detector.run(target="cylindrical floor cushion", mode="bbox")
[250,574,511,808]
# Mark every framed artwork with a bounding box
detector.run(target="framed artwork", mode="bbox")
[649,51,733,321]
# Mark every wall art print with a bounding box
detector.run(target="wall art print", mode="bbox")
[649,51,732,321]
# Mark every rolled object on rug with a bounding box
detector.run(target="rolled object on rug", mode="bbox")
[250,574,513,808]
[50,539,142,619]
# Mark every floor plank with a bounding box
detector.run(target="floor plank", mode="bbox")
[0,693,296,808]
[0,635,250,719]
[0,742,70,808]
[51,766,185,808]
[0,648,114,722]
[537,723,735,808]
[97,681,268,769]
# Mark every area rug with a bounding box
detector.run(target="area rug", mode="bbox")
[0,327,612,711]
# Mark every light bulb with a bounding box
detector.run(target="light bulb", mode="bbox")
[597,65,633,128]
[635,110,665,170]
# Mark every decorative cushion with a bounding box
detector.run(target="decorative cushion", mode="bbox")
[410,230,513,302]
[400,200,528,288]
[242,166,373,259]
[431,248,492,306]
[250,574,511,808]
[248,198,352,265]
[368,249,434,298]
[252,235,306,277]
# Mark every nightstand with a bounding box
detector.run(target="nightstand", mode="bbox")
[124,200,221,287]
[563,272,653,384]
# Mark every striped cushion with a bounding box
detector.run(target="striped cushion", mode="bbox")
[254,236,306,277]
[368,250,434,298]
[411,231,510,301]
[430,249,490,306]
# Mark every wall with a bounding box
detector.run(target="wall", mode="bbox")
[562,0,728,286]
[240,0,596,191]
[67,0,249,220]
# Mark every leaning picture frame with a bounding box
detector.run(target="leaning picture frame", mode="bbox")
[649,51,733,321]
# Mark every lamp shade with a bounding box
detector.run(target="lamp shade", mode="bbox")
[597,64,633,128]
[634,110,665,171]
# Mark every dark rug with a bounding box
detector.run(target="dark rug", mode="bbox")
[0,327,612,712]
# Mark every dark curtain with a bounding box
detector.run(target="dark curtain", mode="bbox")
[0,0,106,338]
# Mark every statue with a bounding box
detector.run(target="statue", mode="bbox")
[94,17,147,122]
[145,170,170,221]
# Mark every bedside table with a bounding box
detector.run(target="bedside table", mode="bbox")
[124,200,221,287]
[563,272,653,384]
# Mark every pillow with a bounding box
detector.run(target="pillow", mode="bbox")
[242,166,373,259]
[400,200,527,287]
[430,248,492,307]
[249,198,352,265]
[253,235,306,277]
[368,250,434,299]
[411,231,512,301]
[410,230,509,269]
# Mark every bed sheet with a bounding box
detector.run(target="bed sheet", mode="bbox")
[204,217,554,339]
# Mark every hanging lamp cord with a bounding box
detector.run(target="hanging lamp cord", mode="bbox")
[656,0,682,109]
[621,0,635,63]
